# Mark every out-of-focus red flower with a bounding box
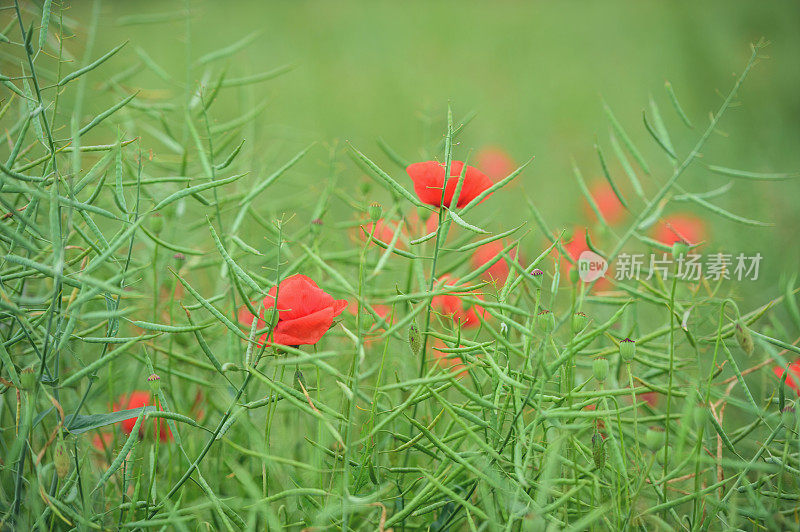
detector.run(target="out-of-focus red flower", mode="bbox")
[584,181,626,226]
[774,361,800,395]
[347,303,392,344]
[407,161,493,208]
[654,214,707,246]
[623,389,660,408]
[471,240,518,285]
[92,432,115,452]
[558,227,612,289]
[432,340,469,377]
[113,391,172,443]
[238,274,347,346]
[358,219,405,249]
[406,209,440,238]
[430,275,486,328]
[191,389,206,422]
[476,147,515,181]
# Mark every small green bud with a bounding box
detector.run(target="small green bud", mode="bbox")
[54,439,70,479]
[294,369,307,392]
[368,202,382,223]
[619,338,636,363]
[655,445,671,466]
[20,367,37,391]
[310,218,323,235]
[781,405,796,428]
[149,212,165,235]
[221,362,240,372]
[569,268,580,284]
[592,432,605,469]
[408,321,422,356]
[572,312,588,335]
[644,426,665,452]
[592,358,609,383]
[734,320,754,356]
[536,310,555,333]
[367,458,379,485]
[671,239,690,259]
[147,373,161,395]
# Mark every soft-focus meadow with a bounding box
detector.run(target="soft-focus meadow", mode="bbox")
[2,1,800,530]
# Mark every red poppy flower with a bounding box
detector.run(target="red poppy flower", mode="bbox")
[113,391,172,443]
[584,181,625,226]
[432,340,469,377]
[471,240,518,285]
[406,161,493,208]
[774,361,800,395]
[654,214,707,246]
[238,274,348,346]
[430,275,486,328]
[476,147,515,181]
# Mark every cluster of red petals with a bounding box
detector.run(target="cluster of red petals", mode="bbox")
[584,181,626,226]
[432,340,469,377]
[238,274,347,346]
[774,361,800,395]
[654,214,707,246]
[471,240,518,285]
[430,276,486,328]
[475,147,515,181]
[113,391,172,443]
[406,161,493,208]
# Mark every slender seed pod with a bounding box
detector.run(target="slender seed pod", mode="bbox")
[734,319,754,356]
[592,432,605,469]
[408,321,422,356]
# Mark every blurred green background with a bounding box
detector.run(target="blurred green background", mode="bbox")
[69,0,800,291]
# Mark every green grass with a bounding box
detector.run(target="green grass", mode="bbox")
[2,1,800,530]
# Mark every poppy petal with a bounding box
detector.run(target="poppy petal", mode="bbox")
[273,306,335,345]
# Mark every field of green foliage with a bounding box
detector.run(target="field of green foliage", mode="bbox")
[2,1,800,530]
